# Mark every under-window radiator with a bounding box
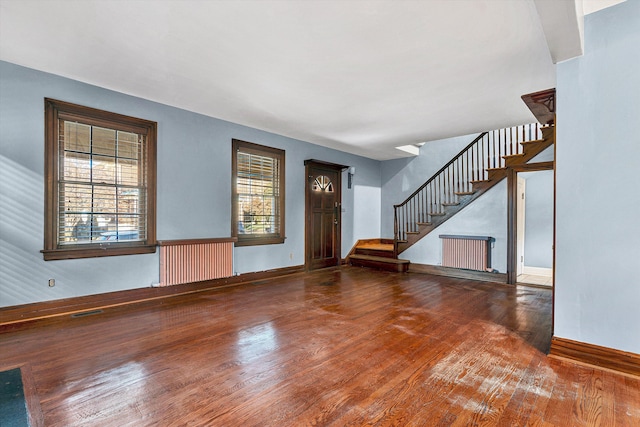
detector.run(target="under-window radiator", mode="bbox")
[158,238,235,286]
[440,235,492,272]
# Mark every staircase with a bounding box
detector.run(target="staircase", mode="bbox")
[347,122,554,272]
[347,89,556,273]
[348,238,409,272]
[394,123,553,254]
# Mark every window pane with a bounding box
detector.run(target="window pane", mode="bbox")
[117,158,139,186]
[63,152,91,182]
[113,214,143,241]
[64,122,91,153]
[118,188,142,214]
[60,182,92,213]
[58,213,79,244]
[117,131,140,159]
[92,155,116,184]
[93,185,117,214]
[92,126,116,157]
[59,213,101,244]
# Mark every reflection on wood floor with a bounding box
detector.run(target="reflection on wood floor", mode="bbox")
[0,266,638,426]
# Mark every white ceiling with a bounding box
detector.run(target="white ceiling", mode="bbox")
[0,0,586,160]
[583,0,626,15]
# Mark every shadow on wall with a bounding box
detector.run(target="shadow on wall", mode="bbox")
[0,155,67,306]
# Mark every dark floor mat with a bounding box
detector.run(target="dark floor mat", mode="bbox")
[0,367,29,426]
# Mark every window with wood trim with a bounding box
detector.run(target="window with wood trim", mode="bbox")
[42,98,157,260]
[232,139,285,246]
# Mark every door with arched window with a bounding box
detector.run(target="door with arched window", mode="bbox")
[304,160,345,270]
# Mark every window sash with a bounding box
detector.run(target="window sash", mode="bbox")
[57,120,147,246]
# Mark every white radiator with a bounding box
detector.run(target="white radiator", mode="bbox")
[440,235,492,272]
[158,238,235,286]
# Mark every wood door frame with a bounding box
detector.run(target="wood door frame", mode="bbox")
[304,159,348,271]
[516,176,526,276]
[507,161,555,285]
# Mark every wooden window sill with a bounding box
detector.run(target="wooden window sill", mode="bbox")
[41,244,157,261]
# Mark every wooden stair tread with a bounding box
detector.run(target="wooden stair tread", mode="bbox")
[354,242,397,259]
[442,202,460,206]
[454,191,476,195]
[349,254,410,273]
[503,153,525,159]
[520,138,547,145]
[429,212,446,216]
[417,222,432,226]
[357,243,394,251]
[349,254,409,264]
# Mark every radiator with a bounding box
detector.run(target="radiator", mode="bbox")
[440,235,492,272]
[158,238,235,286]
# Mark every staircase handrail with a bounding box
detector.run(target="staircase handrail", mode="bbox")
[393,131,488,209]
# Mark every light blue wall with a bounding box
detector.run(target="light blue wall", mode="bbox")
[0,61,381,307]
[556,1,640,353]
[521,170,553,269]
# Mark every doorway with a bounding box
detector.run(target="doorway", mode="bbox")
[516,170,554,287]
[304,160,346,270]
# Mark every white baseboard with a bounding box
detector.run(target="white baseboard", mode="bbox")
[522,266,553,277]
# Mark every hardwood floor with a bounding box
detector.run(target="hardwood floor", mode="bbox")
[1,267,638,426]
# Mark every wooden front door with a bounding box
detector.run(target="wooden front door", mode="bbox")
[305,160,344,270]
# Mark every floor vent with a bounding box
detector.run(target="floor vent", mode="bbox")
[71,309,104,318]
